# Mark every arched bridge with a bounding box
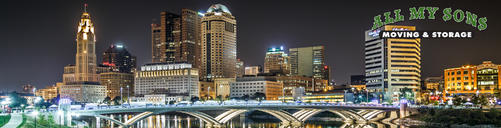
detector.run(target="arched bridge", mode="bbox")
[71,104,402,128]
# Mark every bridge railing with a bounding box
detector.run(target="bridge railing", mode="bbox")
[73,102,399,111]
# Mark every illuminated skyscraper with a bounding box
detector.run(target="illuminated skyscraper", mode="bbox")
[151,19,162,63]
[364,25,421,102]
[264,47,290,74]
[289,46,325,79]
[158,9,202,79]
[201,4,237,81]
[75,5,99,82]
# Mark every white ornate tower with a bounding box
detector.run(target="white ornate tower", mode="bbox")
[75,5,99,82]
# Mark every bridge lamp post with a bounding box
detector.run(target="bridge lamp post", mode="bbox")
[33,111,39,128]
[57,110,63,128]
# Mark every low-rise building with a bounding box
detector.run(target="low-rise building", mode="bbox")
[444,61,501,98]
[199,81,215,100]
[214,78,236,98]
[245,66,260,76]
[100,72,134,99]
[274,76,328,96]
[0,92,36,105]
[134,62,199,98]
[60,81,107,103]
[35,85,58,101]
[229,77,283,100]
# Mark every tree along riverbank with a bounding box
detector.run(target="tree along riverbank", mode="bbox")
[406,108,501,127]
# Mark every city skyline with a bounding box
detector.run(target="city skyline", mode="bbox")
[0,0,500,91]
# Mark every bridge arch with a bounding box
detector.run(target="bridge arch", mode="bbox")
[86,114,127,128]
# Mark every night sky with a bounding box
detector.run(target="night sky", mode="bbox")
[1,0,500,91]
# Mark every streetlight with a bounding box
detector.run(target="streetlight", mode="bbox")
[366,89,369,103]
[33,111,39,128]
[127,85,130,104]
[344,90,348,102]
[120,87,123,104]
[57,110,63,128]
[207,87,211,100]
[220,85,223,101]
[282,88,285,102]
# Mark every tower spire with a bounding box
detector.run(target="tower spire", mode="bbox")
[84,4,87,13]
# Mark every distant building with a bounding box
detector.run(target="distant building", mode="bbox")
[101,44,136,99]
[264,47,290,74]
[201,4,237,81]
[245,66,260,76]
[214,78,236,98]
[0,92,36,105]
[35,85,58,101]
[351,75,366,85]
[100,72,134,99]
[444,61,501,97]
[23,85,35,93]
[236,59,244,78]
[229,76,283,100]
[134,62,199,98]
[274,76,328,96]
[291,87,305,101]
[323,66,331,83]
[289,46,325,80]
[424,77,444,91]
[60,81,107,103]
[199,81,215,100]
[102,44,137,73]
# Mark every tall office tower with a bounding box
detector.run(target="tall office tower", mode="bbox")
[151,19,162,63]
[364,25,420,102]
[236,59,244,77]
[264,47,290,74]
[102,44,137,73]
[159,9,202,72]
[75,6,99,82]
[160,11,181,63]
[201,4,237,81]
[174,9,202,69]
[289,46,325,79]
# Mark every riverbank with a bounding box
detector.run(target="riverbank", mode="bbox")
[403,108,501,128]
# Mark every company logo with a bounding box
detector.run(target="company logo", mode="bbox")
[392,28,409,31]
[368,30,381,37]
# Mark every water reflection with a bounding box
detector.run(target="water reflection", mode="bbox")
[77,113,404,128]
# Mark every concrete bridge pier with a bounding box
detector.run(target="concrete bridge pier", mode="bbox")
[370,112,387,122]
[290,121,304,126]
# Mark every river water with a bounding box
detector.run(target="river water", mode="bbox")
[76,113,405,128]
